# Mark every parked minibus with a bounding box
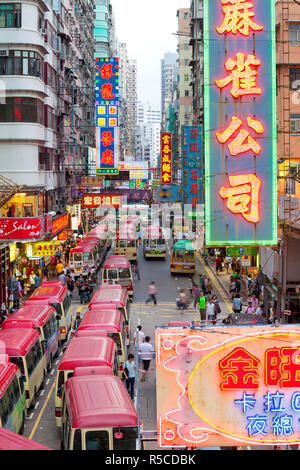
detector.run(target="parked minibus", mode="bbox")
[0,427,52,450]
[69,241,99,277]
[143,225,167,259]
[102,255,133,300]
[24,281,72,342]
[0,328,47,409]
[61,375,140,450]
[114,223,138,261]
[54,336,118,427]
[76,308,127,366]
[0,360,26,434]
[89,285,130,345]
[170,239,196,274]
[2,305,59,371]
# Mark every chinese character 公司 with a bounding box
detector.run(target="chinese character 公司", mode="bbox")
[216,116,264,156]
[215,53,262,99]
[217,0,264,36]
[220,174,261,224]
[219,347,261,391]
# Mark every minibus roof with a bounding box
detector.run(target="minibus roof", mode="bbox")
[24,281,68,304]
[0,328,40,357]
[58,336,116,371]
[2,305,56,329]
[172,240,194,251]
[70,242,98,253]
[103,256,131,269]
[65,375,138,429]
[0,362,19,398]
[0,428,52,450]
[78,309,123,333]
[89,285,127,309]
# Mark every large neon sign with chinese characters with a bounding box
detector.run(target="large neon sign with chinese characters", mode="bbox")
[95,58,120,175]
[182,126,203,207]
[204,0,277,246]
[160,133,173,185]
[156,327,300,447]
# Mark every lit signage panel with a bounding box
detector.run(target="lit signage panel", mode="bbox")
[161,132,173,185]
[156,326,300,448]
[96,126,119,175]
[204,0,277,246]
[182,126,202,207]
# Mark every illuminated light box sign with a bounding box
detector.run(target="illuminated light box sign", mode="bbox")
[204,0,277,246]
[161,133,173,185]
[96,126,119,175]
[182,126,203,207]
[82,194,121,208]
[95,58,119,107]
[156,327,300,448]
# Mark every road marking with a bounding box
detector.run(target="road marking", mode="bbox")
[29,379,56,441]
[34,401,39,410]
[26,412,34,420]
[40,390,45,397]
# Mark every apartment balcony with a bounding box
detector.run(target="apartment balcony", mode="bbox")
[279,195,300,230]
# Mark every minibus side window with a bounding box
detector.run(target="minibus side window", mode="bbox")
[108,333,122,356]
[113,427,138,450]
[43,319,51,342]
[103,270,107,280]
[113,355,118,376]
[86,430,110,450]
[0,389,10,426]
[10,356,24,376]
[119,268,130,279]
[57,371,64,397]
[63,408,71,450]
[26,341,42,378]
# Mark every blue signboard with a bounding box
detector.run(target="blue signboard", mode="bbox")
[96,127,119,175]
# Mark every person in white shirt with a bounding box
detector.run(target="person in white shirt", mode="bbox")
[138,336,154,382]
[134,325,145,348]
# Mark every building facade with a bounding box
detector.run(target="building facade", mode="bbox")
[161,52,177,131]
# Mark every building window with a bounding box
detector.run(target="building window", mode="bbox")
[290,67,300,89]
[290,114,300,134]
[285,162,300,195]
[0,4,21,28]
[289,23,300,43]
[185,90,189,97]
[0,51,43,78]
[0,97,44,124]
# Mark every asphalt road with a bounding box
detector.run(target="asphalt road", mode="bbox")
[22,241,232,450]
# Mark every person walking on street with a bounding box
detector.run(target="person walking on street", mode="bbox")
[56,259,64,278]
[134,325,145,348]
[232,293,242,313]
[192,284,200,308]
[145,281,157,306]
[123,354,136,400]
[138,336,155,382]
[67,275,75,299]
[212,294,221,318]
[206,298,217,322]
[206,278,212,297]
[199,291,207,321]
[133,260,140,281]
[187,277,194,297]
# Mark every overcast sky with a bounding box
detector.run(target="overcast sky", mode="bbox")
[111,0,190,109]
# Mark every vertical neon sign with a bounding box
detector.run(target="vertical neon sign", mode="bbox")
[204,0,277,246]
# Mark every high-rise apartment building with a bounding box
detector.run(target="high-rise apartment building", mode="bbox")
[94,0,112,59]
[189,0,203,125]
[161,52,177,130]
[127,58,137,158]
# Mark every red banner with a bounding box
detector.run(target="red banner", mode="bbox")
[51,213,69,236]
[82,194,121,208]
[0,218,45,240]
[161,132,172,185]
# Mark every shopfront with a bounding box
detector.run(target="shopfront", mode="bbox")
[226,246,259,276]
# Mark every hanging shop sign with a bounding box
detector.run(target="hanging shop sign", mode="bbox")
[26,242,56,258]
[160,132,173,185]
[0,217,46,240]
[156,326,300,448]
[182,126,202,207]
[82,194,122,208]
[81,176,104,187]
[204,0,277,246]
[51,213,69,237]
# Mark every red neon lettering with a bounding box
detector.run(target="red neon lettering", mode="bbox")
[219,347,261,391]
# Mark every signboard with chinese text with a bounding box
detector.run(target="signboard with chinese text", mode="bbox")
[161,133,173,185]
[204,0,277,246]
[81,176,104,187]
[82,194,122,208]
[119,161,149,180]
[51,213,69,236]
[156,326,300,448]
[26,242,56,258]
[96,126,119,175]
[182,126,203,207]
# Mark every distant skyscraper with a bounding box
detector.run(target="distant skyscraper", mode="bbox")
[161,52,178,130]
[127,59,138,158]
[137,103,161,167]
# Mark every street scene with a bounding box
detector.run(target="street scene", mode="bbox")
[0,0,300,458]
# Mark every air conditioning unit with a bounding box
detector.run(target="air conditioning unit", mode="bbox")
[0,50,9,57]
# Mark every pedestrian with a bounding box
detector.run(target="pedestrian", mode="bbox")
[133,260,140,281]
[134,325,145,348]
[215,256,222,274]
[245,301,255,314]
[212,294,221,318]
[74,312,81,330]
[145,281,157,306]
[65,246,70,265]
[138,336,155,382]
[255,304,263,316]
[192,284,200,308]
[202,276,207,295]
[251,295,259,311]
[198,291,207,321]
[206,298,217,322]
[187,277,194,297]
[66,275,74,299]
[123,353,136,400]
[229,276,236,299]
[206,278,212,297]
[232,293,242,313]
[76,275,84,301]
[56,259,64,277]
[176,288,188,312]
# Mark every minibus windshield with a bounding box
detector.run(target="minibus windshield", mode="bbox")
[107,269,118,279]
[10,357,24,376]
[119,268,130,279]
[50,302,62,317]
